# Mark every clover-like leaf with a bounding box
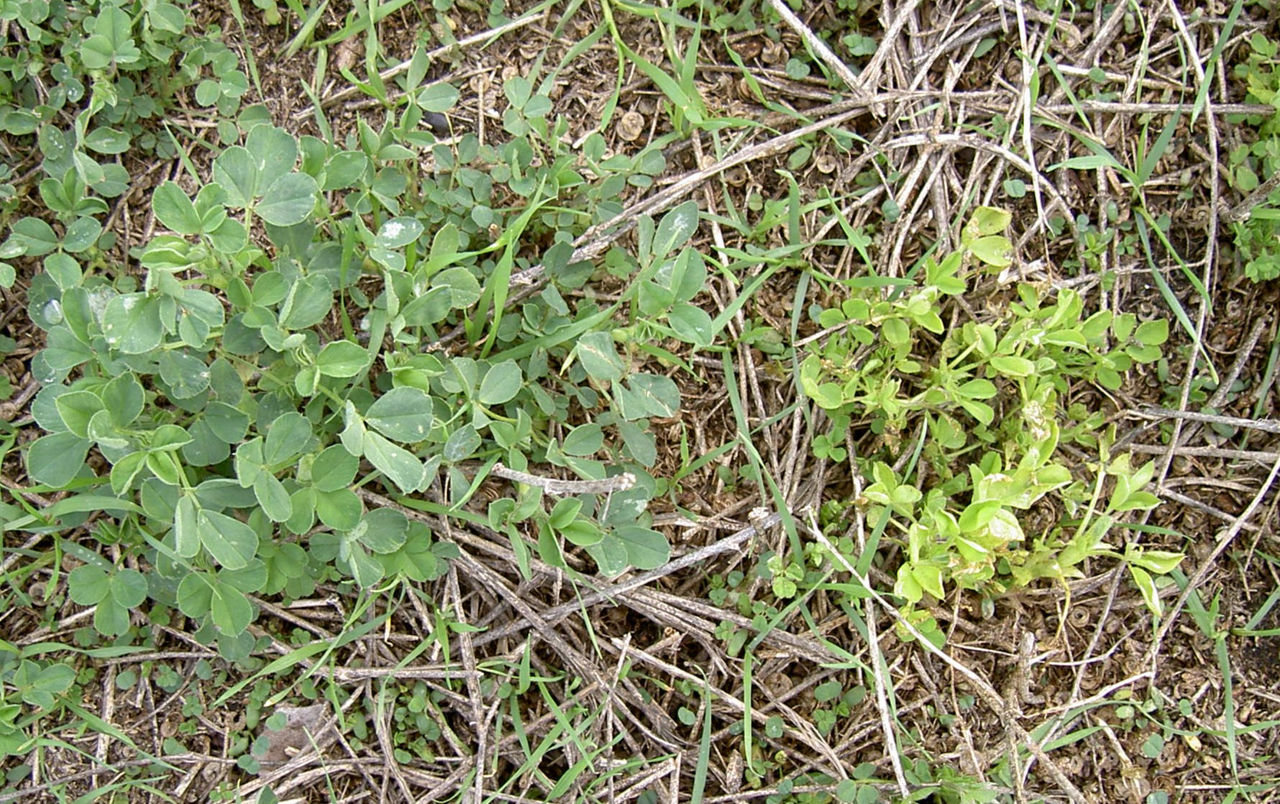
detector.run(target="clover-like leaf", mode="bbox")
[316,340,369,378]
[365,387,433,443]
[256,172,318,226]
[575,331,624,383]
[68,565,110,606]
[374,217,424,249]
[102,293,164,354]
[478,360,522,406]
[359,509,409,554]
[363,431,425,493]
[27,432,90,488]
[197,510,258,570]
[209,577,255,635]
[651,201,700,262]
[310,445,359,492]
[246,125,299,187]
[212,146,256,208]
[153,181,203,235]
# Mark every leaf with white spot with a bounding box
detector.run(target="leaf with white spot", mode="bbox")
[374,217,424,249]
[365,387,434,443]
[101,293,164,354]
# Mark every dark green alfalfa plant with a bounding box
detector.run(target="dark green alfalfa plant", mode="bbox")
[12,62,697,664]
[799,207,1181,644]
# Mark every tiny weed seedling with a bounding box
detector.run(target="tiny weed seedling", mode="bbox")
[799,208,1181,642]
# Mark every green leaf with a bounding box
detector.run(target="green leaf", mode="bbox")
[246,125,299,187]
[340,402,365,456]
[153,181,203,235]
[84,127,131,155]
[27,432,90,487]
[585,532,629,577]
[279,274,332,330]
[478,360,522,405]
[263,412,310,465]
[912,564,945,600]
[197,510,259,570]
[895,565,923,604]
[195,79,221,106]
[209,578,254,635]
[174,495,200,558]
[11,217,59,256]
[549,498,582,530]
[365,387,434,443]
[358,509,408,554]
[109,450,147,495]
[102,373,144,427]
[1126,548,1184,575]
[322,151,370,190]
[310,445,358,492]
[374,217,424,249]
[316,340,369,378]
[148,3,186,33]
[443,425,481,463]
[177,573,213,620]
[315,488,363,530]
[205,402,250,444]
[616,525,669,570]
[256,172,317,226]
[43,252,82,290]
[110,569,147,608]
[102,293,164,354]
[618,420,657,466]
[652,201,700,261]
[989,355,1035,378]
[346,543,384,588]
[968,235,1012,268]
[254,472,293,522]
[561,519,604,547]
[667,302,713,346]
[55,390,105,438]
[81,6,141,69]
[575,331,624,383]
[432,266,482,309]
[969,206,1012,236]
[363,431,425,493]
[212,146,256,207]
[562,423,603,457]
[158,351,212,399]
[504,75,532,108]
[69,565,110,605]
[1135,319,1169,346]
[94,602,131,637]
[20,662,75,709]
[418,82,459,112]
[1128,564,1162,617]
[621,374,680,418]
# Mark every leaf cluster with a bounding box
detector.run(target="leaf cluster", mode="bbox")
[14,73,702,659]
[799,208,1178,639]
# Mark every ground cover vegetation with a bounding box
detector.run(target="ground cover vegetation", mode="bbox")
[0,0,1278,800]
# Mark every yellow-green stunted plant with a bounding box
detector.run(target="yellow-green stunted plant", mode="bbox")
[800,208,1180,644]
